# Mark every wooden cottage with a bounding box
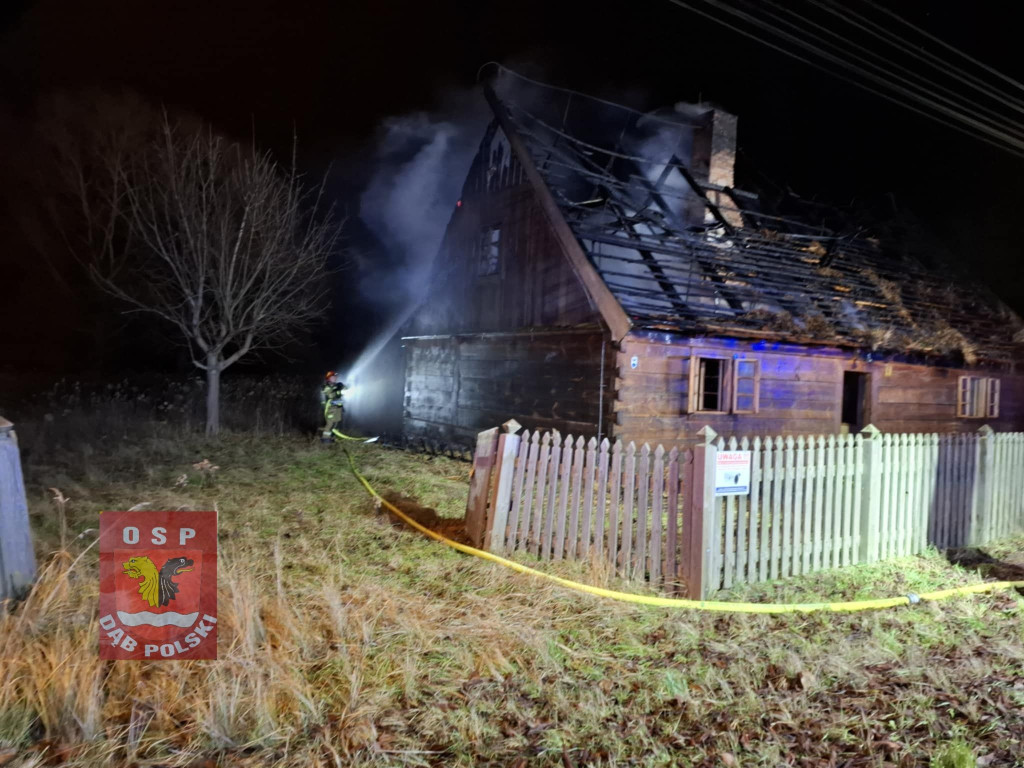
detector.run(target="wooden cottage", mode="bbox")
[402,71,1024,448]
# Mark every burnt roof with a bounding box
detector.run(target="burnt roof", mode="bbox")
[488,70,1024,366]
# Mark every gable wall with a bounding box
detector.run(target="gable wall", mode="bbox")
[405,125,600,338]
[402,123,611,444]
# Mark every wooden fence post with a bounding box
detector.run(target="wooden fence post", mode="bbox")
[858,424,882,563]
[465,427,500,548]
[683,426,717,599]
[486,423,522,552]
[973,425,995,546]
[0,417,36,603]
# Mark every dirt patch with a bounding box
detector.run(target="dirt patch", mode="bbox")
[946,547,1024,584]
[379,491,471,544]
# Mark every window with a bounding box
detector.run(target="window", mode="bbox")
[689,355,760,414]
[478,226,501,276]
[957,375,1000,418]
[696,357,723,411]
[732,359,761,414]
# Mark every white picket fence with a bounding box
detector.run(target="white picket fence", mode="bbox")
[705,428,1024,593]
[468,425,1024,598]
[478,431,694,591]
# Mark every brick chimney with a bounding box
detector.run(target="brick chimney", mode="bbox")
[687,107,741,228]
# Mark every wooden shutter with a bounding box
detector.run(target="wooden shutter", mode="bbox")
[732,359,760,414]
[957,376,970,418]
[987,378,1000,418]
[687,353,698,413]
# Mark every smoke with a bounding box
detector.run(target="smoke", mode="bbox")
[624,103,709,224]
[338,88,490,436]
[335,70,714,438]
[359,90,490,307]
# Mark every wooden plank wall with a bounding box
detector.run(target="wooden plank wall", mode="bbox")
[872,362,1024,434]
[614,333,1024,448]
[404,124,600,339]
[404,330,615,445]
[614,335,842,446]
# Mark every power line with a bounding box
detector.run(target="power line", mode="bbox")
[677,0,1024,151]
[811,0,1024,118]
[861,0,1024,98]
[757,0,1024,142]
[663,0,1024,160]
[479,62,710,133]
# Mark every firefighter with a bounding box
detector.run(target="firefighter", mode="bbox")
[320,372,347,443]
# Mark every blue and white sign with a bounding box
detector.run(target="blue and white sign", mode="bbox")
[714,451,751,496]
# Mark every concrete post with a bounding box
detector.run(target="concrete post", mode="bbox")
[858,424,882,563]
[0,417,36,602]
[973,425,995,546]
[683,426,718,599]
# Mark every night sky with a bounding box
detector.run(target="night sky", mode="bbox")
[2,0,1022,377]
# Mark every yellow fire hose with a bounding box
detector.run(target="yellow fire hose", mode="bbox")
[345,450,1024,614]
[332,429,379,443]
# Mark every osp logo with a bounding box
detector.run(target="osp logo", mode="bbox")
[99,510,217,660]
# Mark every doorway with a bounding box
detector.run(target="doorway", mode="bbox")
[841,371,870,432]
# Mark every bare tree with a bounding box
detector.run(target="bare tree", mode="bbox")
[70,113,338,434]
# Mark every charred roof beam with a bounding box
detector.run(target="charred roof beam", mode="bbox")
[628,156,747,312]
[602,198,697,322]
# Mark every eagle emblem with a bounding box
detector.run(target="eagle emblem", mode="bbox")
[122,555,194,607]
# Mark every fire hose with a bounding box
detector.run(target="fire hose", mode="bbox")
[332,429,379,443]
[345,449,1024,614]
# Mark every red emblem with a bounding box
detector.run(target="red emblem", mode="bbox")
[99,510,217,660]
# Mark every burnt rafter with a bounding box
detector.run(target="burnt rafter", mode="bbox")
[603,199,696,322]
[622,155,746,312]
[659,154,735,236]
[490,76,1024,364]
[539,135,693,322]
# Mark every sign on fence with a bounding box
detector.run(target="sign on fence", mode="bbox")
[714,451,751,495]
[99,510,218,660]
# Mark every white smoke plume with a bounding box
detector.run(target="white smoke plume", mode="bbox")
[339,88,490,436]
[359,91,490,308]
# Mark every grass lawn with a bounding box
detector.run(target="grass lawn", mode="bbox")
[2,424,1024,767]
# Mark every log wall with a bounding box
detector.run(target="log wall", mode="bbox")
[403,330,615,445]
[614,333,1024,448]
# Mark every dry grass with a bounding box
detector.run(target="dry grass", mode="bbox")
[3,398,1024,766]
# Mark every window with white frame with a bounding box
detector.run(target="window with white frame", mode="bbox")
[732,359,761,413]
[689,355,760,414]
[478,226,501,276]
[957,375,1000,418]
